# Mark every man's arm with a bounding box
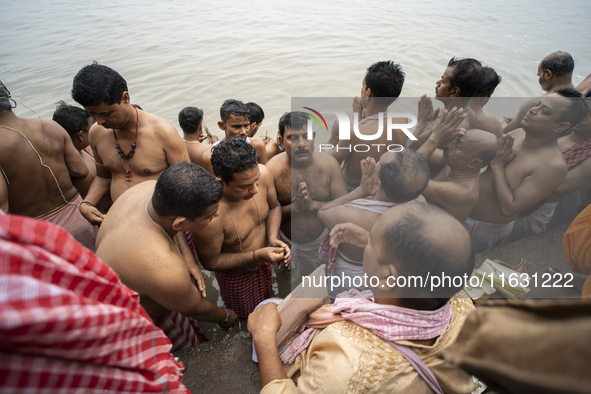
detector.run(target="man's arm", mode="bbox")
[78,127,110,224]
[422,179,473,218]
[162,122,190,165]
[547,159,591,201]
[490,135,567,216]
[251,138,268,164]
[503,98,538,133]
[0,169,8,212]
[50,120,88,179]
[262,165,291,265]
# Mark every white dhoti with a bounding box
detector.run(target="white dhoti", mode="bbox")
[280,229,329,288]
[507,201,559,243]
[463,217,515,253]
[328,250,366,299]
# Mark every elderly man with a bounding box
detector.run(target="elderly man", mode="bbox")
[267,111,347,285]
[249,203,476,393]
[0,80,95,250]
[468,88,588,252]
[193,138,290,321]
[71,62,188,225]
[96,163,238,350]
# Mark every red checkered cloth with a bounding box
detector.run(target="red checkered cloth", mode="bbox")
[0,212,188,393]
[154,311,208,352]
[519,138,591,217]
[215,263,272,321]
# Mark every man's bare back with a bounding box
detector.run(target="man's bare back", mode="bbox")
[470,129,567,223]
[0,113,88,217]
[425,166,480,222]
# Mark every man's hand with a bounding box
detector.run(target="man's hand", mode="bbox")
[491,133,516,168]
[329,222,370,248]
[79,203,105,225]
[292,182,316,212]
[219,308,238,330]
[248,303,282,340]
[262,136,273,144]
[430,107,467,147]
[256,246,287,265]
[268,238,291,267]
[417,94,440,127]
[188,263,207,298]
[359,157,378,196]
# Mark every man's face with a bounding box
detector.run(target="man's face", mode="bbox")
[435,66,456,98]
[521,94,570,133]
[221,115,250,139]
[189,203,220,232]
[285,126,314,166]
[85,101,129,130]
[222,165,260,200]
[248,120,262,138]
[537,62,551,92]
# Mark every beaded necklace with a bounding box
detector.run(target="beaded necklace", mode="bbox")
[113,104,139,181]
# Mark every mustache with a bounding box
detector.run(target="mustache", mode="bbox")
[294,148,310,155]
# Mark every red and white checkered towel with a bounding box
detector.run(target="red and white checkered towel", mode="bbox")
[154,310,208,352]
[0,212,188,393]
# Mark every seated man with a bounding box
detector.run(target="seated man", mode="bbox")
[0,211,188,392]
[178,106,217,167]
[267,111,347,285]
[418,109,498,222]
[249,203,476,393]
[193,138,290,321]
[71,62,188,225]
[468,88,587,252]
[202,99,268,173]
[317,148,429,297]
[0,80,95,250]
[468,66,504,138]
[96,162,238,351]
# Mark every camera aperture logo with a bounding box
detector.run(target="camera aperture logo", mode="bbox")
[301,108,417,153]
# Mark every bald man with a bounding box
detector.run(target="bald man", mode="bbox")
[249,202,476,393]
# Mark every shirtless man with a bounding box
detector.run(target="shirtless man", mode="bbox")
[192,138,290,321]
[317,148,429,297]
[71,63,188,225]
[201,99,268,174]
[504,51,575,133]
[178,106,217,167]
[324,61,407,191]
[468,88,588,252]
[0,81,95,250]
[267,111,347,284]
[468,66,504,138]
[96,162,238,351]
[508,90,590,240]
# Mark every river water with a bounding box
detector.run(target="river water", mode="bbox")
[2,0,590,337]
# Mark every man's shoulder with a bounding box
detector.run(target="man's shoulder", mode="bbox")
[313,151,341,169]
[265,152,288,174]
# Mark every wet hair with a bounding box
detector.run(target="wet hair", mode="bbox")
[52,101,93,138]
[178,106,203,134]
[211,137,258,183]
[378,203,475,309]
[447,57,485,98]
[246,102,265,124]
[555,88,588,128]
[0,80,15,110]
[379,149,430,203]
[364,61,405,107]
[220,99,250,122]
[476,66,502,97]
[152,162,222,221]
[541,51,575,78]
[278,111,309,137]
[71,62,128,107]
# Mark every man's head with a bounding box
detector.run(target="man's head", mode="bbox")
[52,101,94,149]
[361,61,405,108]
[218,99,251,139]
[376,149,429,203]
[0,80,15,111]
[571,90,591,136]
[436,57,484,99]
[538,51,574,92]
[521,88,587,136]
[211,137,260,200]
[152,162,222,232]
[278,111,313,165]
[71,62,131,129]
[246,102,264,137]
[178,106,204,135]
[443,129,497,172]
[476,66,502,97]
[363,203,475,310]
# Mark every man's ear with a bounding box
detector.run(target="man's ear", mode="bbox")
[544,69,553,81]
[76,130,85,142]
[278,135,284,146]
[121,91,130,104]
[468,158,483,169]
[366,87,375,98]
[216,176,226,188]
[554,121,571,134]
[374,263,399,293]
[450,87,461,98]
[198,123,203,134]
[217,120,225,131]
[171,216,188,231]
